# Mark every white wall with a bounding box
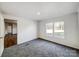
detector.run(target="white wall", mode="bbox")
[17,19,37,44]
[5,23,8,34]
[78,8,79,41]
[38,12,79,49]
[13,24,17,34]
[0,13,4,56]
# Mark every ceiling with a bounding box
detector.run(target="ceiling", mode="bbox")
[0,2,79,20]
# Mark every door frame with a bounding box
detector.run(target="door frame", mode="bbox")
[4,19,18,48]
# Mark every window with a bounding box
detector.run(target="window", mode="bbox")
[46,23,53,34]
[45,21,64,38]
[54,21,64,38]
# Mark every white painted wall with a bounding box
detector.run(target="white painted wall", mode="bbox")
[13,24,17,34]
[0,13,4,37]
[78,8,79,41]
[0,13,4,56]
[17,19,37,44]
[38,12,79,49]
[5,23,8,34]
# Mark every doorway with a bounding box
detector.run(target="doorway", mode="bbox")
[4,19,17,48]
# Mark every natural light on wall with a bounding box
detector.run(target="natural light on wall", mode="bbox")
[46,21,64,38]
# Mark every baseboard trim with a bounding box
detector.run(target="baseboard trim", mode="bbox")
[38,37,79,51]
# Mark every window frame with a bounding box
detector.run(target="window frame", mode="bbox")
[54,21,64,39]
[45,21,64,39]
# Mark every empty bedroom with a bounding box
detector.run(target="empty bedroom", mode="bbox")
[0,2,79,57]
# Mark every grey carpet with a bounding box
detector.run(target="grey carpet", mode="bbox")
[2,39,79,57]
